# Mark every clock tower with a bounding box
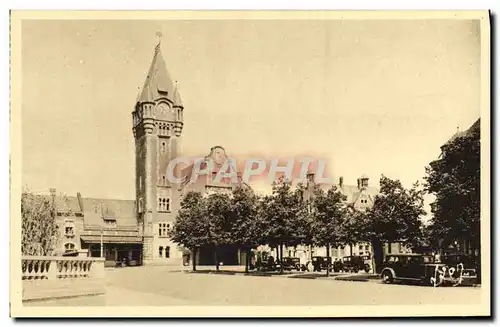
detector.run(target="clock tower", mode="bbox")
[132,40,184,265]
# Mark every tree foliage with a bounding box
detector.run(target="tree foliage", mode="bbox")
[21,192,61,256]
[168,191,208,250]
[366,176,426,246]
[352,175,426,272]
[310,185,347,248]
[424,122,480,252]
[258,178,309,249]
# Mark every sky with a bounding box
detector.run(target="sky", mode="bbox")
[22,19,481,217]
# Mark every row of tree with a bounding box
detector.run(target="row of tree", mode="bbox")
[169,175,426,275]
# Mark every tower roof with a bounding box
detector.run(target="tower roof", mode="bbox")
[137,44,175,104]
[173,82,183,108]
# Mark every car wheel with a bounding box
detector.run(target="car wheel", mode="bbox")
[353,268,359,273]
[382,270,394,284]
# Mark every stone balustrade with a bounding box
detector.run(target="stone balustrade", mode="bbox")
[22,256,105,301]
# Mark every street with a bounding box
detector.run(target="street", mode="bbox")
[26,266,482,306]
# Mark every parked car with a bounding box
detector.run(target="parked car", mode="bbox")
[311,256,332,272]
[281,257,301,271]
[440,253,479,286]
[380,253,477,286]
[342,255,371,273]
[332,259,343,272]
[255,256,281,272]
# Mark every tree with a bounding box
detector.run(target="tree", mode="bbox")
[169,191,207,271]
[258,178,309,274]
[229,185,261,273]
[21,191,60,256]
[205,192,232,272]
[424,121,480,255]
[309,185,347,276]
[364,176,426,272]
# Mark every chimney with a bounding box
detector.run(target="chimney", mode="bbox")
[360,174,369,188]
[339,176,344,188]
[76,192,84,212]
[306,172,315,187]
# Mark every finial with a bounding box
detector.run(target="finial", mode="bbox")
[155,31,163,53]
[156,31,163,45]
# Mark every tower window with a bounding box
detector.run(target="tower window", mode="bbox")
[138,198,144,213]
[158,198,170,212]
[165,246,170,258]
[162,175,166,186]
[160,141,166,154]
[159,246,163,258]
[159,222,168,237]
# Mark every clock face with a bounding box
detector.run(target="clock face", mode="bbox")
[155,103,169,116]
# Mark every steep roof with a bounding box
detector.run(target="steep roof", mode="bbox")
[41,195,137,227]
[136,44,175,104]
[173,82,183,108]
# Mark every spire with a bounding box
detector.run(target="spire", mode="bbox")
[136,33,175,104]
[173,81,183,108]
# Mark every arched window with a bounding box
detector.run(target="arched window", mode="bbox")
[159,246,163,258]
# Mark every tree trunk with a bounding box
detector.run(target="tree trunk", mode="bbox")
[214,246,219,271]
[350,244,353,256]
[245,247,250,273]
[371,239,383,274]
[280,243,284,274]
[192,247,197,272]
[326,242,330,277]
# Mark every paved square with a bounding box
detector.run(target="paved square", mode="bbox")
[26,266,482,306]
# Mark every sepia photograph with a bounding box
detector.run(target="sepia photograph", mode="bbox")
[10,10,491,317]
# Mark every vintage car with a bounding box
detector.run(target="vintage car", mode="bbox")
[380,253,477,286]
[341,255,371,273]
[311,256,332,272]
[440,253,479,286]
[255,256,281,272]
[281,257,301,271]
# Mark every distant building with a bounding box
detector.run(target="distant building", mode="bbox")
[280,174,410,267]
[42,190,141,265]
